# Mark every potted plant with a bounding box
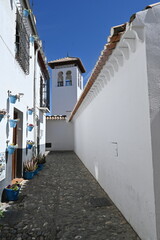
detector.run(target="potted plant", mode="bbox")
[29,35,38,43]
[28,108,34,115]
[7,144,18,155]
[9,118,19,128]
[36,154,46,170]
[27,123,34,131]
[9,94,18,104]
[23,159,37,179]
[0,109,7,122]
[26,140,34,149]
[4,181,21,201]
[23,8,32,17]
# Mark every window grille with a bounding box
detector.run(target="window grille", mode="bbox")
[40,76,50,108]
[15,9,30,74]
[57,72,64,87]
[66,71,72,86]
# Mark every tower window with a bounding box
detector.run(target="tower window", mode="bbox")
[66,71,72,86]
[57,71,64,87]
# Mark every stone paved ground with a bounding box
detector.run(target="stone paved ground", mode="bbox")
[0,151,141,240]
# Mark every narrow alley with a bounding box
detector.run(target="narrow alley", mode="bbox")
[0,152,140,240]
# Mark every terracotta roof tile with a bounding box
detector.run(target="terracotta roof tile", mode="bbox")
[145,2,160,9]
[48,57,86,73]
[46,115,66,120]
[48,57,78,63]
[68,24,126,121]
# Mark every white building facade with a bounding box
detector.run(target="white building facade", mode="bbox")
[0,0,50,198]
[46,57,85,151]
[48,57,85,116]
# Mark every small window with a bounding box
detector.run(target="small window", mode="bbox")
[66,71,72,86]
[46,143,51,148]
[57,71,64,87]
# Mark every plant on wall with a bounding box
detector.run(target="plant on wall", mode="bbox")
[27,123,34,131]
[7,144,18,155]
[0,109,7,121]
[26,140,34,149]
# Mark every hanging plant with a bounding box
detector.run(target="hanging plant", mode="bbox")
[27,123,34,131]
[27,140,34,149]
[7,144,18,155]
[9,94,18,104]
[0,109,7,122]
[28,108,34,115]
[9,119,19,128]
[23,8,32,18]
[29,35,38,43]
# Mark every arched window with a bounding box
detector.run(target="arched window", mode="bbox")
[57,72,64,87]
[66,71,72,86]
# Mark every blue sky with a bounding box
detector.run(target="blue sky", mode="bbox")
[32,0,154,84]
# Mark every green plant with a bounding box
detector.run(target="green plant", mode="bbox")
[27,140,34,145]
[36,154,46,164]
[0,209,4,218]
[24,159,37,172]
[6,181,21,191]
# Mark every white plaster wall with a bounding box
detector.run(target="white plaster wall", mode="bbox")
[46,120,74,151]
[0,0,47,189]
[73,37,157,239]
[0,1,34,152]
[143,6,160,239]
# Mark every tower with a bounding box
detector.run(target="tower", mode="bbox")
[48,57,85,116]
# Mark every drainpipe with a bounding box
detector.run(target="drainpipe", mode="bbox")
[33,42,41,156]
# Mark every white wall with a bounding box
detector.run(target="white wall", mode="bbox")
[72,15,158,240]
[51,66,82,115]
[46,120,74,151]
[0,0,48,196]
[144,6,160,240]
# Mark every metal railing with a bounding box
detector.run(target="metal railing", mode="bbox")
[15,9,30,74]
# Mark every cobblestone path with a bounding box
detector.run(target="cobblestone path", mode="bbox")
[0,151,141,240]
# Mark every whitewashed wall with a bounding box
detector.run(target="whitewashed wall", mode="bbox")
[52,66,83,116]
[72,7,160,240]
[0,0,48,198]
[46,119,74,151]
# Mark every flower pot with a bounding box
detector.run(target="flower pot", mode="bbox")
[30,36,35,43]
[0,114,5,122]
[27,144,33,149]
[9,95,17,104]
[27,125,34,131]
[34,168,39,175]
[4,188,20,201]
[38,164,44,171]
[23,9,29,17]
[23,171,34,180]
[7,146,16,155]
[28,109,33,115]
[9,119,18,128]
